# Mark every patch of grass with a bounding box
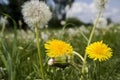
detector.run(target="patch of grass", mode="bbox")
[0,24,120,80]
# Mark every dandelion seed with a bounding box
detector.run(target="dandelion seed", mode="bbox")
[21,0,52,28]
[85,41,112,62]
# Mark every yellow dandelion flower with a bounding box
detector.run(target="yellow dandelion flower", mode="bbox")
[45,39,73,57]
[85,41,112,62]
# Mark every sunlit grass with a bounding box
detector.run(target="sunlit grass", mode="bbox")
[0,24,120,80]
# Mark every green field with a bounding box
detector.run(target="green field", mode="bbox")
[0,24,120,80]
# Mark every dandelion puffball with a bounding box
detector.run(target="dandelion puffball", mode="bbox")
[21,0,52,28]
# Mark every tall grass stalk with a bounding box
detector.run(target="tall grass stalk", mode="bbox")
[0,31,14,80]
[0,13,18,80]
[0,16,8,77]
[35,23,45,80]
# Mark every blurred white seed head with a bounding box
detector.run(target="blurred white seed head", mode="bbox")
[94,17,108,29]
[18,46,24,50]
[68,28,76,35]
[60,20,66,25]
[27,57,30,61]
[41,32,49,41]
[0,16,8,26]
[45,25,48,28]
[94,0,108,9]
[21,0,52,28]
[34,38,40,43]
[48,58,55,65]
[79,25,89,34]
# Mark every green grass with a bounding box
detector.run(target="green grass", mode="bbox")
[0,24,120,80]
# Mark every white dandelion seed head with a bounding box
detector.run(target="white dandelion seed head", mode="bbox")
[21,0,52,28]
[94,0,108,9]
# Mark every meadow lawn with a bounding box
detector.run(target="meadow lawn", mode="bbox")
[0,24,120,80]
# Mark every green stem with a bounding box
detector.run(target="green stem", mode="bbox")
[80,9,103,80]
[73,51,84,62]
[0,16,6,41]
[79,30,88,42]
[1,19,6,35]
[35,23,45,80]
[87,10,103,46]
[62,70,66,80]
[97,61,100,80]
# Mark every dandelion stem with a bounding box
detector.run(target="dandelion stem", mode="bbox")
[88,10,103,46]
[80,8,103,80]
[98,61,100,80]
[73,51,84,62]
[35,23,45,80]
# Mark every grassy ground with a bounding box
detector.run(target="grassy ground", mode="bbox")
[0,24,120,80]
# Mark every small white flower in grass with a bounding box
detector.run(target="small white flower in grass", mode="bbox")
[21,0,52,28]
